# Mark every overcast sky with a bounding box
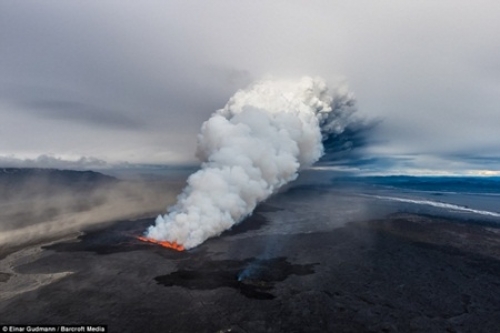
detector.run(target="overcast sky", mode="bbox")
[1,1,499,174]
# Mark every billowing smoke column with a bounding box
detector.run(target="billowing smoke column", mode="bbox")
[145,76,357,249]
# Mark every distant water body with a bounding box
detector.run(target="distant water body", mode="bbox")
[230,174,500,238]
[341,176,500,223]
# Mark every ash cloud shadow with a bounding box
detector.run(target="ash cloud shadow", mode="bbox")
[220,203,283,237]
[155,257,318,300]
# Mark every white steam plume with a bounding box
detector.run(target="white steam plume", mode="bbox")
[146,76,357,249]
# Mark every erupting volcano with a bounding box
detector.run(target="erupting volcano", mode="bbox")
[144,76,358,250]
[137,236,185,251]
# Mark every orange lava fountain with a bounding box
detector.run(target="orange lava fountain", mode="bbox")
[137,236,185,251]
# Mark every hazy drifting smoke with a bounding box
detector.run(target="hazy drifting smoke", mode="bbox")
[146,77,357,249]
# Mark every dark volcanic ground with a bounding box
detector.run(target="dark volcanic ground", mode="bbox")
[1,194,500,332]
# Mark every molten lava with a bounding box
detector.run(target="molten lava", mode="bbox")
[137,236,185,251]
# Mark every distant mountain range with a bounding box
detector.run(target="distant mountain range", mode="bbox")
[0,168,116,200]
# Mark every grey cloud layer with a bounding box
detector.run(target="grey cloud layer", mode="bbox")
[24,100,145,130]
[1,1,499,172]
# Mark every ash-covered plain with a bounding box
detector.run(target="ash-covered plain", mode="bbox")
[1,169,500,332]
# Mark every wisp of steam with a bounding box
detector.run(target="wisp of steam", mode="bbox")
[145,76,357,249]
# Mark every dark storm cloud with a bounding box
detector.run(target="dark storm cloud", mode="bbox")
[321,119,381,158]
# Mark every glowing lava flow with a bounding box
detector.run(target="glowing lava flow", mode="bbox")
[137,236,185,251]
